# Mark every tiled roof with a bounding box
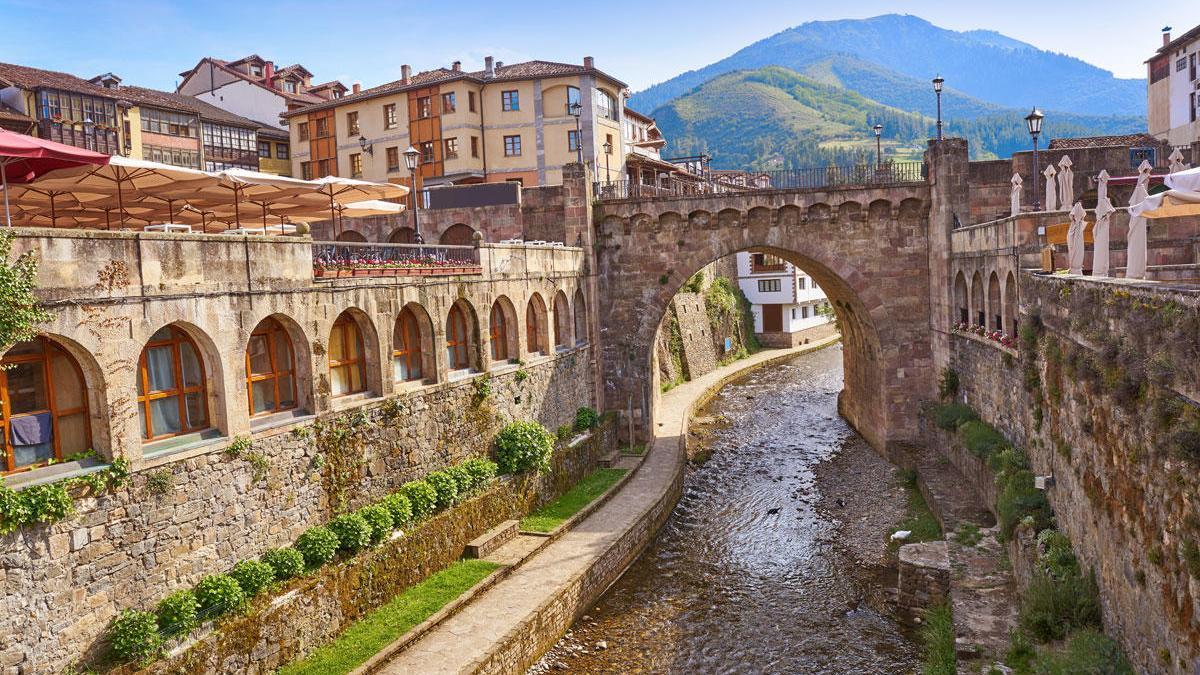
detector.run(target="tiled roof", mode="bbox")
[119,85,262,128]
[1156,23,1200,56]
[0,62,120,98]
[179,57,327,105]
[255,123,289,139]
[1048,134,1164,150]
[282,60,628,117]
[0,101,33,124]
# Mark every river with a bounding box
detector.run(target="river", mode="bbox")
[531,345,921,674]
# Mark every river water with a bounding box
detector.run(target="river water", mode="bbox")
[532,345,920,674]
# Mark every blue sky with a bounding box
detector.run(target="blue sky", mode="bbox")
[1,0,1196,92]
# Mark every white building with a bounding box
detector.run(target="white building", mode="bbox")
[176,55,345,132]
[1148,25,1200,147]
[736,250,831,346]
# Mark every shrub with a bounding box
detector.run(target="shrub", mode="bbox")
[328,513,373,553]
[934,403,975,431]
[109,609,162,663]
[401,480,439,520]
[494,420,555,474]
[919,604,955,675]
[997,469,1053,540]
[425,470,459,510]
[937,368,959,401]
[295,525,340,567]
[230,559,276,598]
[194,573,245,616]
[1031,629,1134,674]
[445,463,474,497]
[357,504,394,545]
[556,424,574,440]
[1036,529,1079,579]
[574,406,600,431]
[156,589,199,636]
[380,492,413,528]
[462,457,498,490]
[261,547,305,581]
[1018,568,1102,643]
[960,420,1008,459]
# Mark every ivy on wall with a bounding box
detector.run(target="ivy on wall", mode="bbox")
[0,454,130,534]
[0,229,53,356]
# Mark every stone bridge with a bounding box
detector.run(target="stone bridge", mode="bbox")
[592,144,963,454]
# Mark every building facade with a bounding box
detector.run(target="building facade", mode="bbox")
[1148,24,1200,146]
[736,250,831,344]
[281,57,627,190]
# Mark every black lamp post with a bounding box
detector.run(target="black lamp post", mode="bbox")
[568,101,583,165]
[1025,108,1044,210]
[603,140,612,182]
[932,75,944,141]
[872,123,883,168]
[403,145,424,243]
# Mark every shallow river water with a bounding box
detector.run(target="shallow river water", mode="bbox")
[532,345,920,674]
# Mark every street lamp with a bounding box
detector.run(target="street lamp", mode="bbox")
[932,75,944,141]
[603,140,613,182]
[402,145,424,243]
[872,123,883,168]
[1025,108,1044,210]
[357,135,373,155]
[568,101,583,165]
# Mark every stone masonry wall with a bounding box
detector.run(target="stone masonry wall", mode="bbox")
[672,292,718,379]
[1,351,594,674]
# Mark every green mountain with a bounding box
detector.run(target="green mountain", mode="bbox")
[652,67,1144,169]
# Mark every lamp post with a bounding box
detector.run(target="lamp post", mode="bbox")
[403,145,424,243]
[357,135,373,155]
[932,75,944,141]
[603,140,612,182]
[1025,108,1044,210]
[568,101,583,165]
[872,123,883,169]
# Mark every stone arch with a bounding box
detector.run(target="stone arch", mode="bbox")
[552,289,572,349]
[970,271,984,326]
[488,295,519,364]
[336,230,367,243]
[439,223,476,246]
[954,271,968,325]
[658,211,682,231]
[244,313,313,418]
[777,204,802,228]
[747,206,773,229]
[868,199,891,223]
[137,320,228,440]
[444,298,481,373]
[837,201,862,223]
[394,302,436,384]
[687,210,711,230]
[573,287,588,345]
[807,203,831,221]
[898,198,924,223]
[988,271,1002,332]
[525,292,550,357]
[717,208,741,229]
[1004,272,1018,336]
[601,215,624,237]
[388,226,416,244]
[630,213,653,235]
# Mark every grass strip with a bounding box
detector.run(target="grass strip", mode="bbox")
[921,604,956,675]
[278,559,501,675]
[890,468,943,549]
[520,468,628,533]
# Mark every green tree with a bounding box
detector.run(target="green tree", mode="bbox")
[0,230,52,355]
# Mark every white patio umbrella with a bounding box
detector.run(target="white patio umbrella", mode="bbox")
[310,175,409,237]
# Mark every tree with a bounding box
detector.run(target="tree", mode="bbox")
[0,230,52,356]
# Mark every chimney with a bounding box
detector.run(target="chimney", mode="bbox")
[1163,26,1173,46]
[584,56,594,69]
[264,61,274,83]
[452,60,462,72]
[401,64,411,84]
[352,82,361,94]
[484,56,495,78]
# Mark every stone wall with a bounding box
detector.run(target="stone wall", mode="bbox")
[896,541,951,626]
[672,292,717,379]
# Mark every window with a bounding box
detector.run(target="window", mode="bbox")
[317,158,334,176]
[417,96,432,119]
[419,141,435,164]
[801,306,810,319]
[297,122,309,141]
[246,318,297,417]
[573,288,587,345]
[501,90,519,111]
[798,277,807,290]
[144,144,202,169]
[791,308,797,320]
[301,161,314,180]
[137,325,208,441]
[393,308,424,383]
[328,314,366,397]
[442,92,456,113]
[1,337,91,474]
[140,108,199,138]
[386,146,400,172]
[504,135,521,156]
[605,133,613,153]
[596,89,618,120]
[471,136,479,158]
[758,279,781,293]
[444,137,458,159]
[383,103,397,129]
[258,140,271,158]
[350,152,363,178]
[446,305,470,371]
[276,143,289,160]
[566,86,580,115]
[314,117,330,138]
[526,296,546,355]
[468,91,477,112]
[346,111,359,136]
[568,130,580,152]
[1178,57,1188,72]
[250,64,263,78]
[201,122,257,171]
[553,292,571,348]
[489,302,509,362]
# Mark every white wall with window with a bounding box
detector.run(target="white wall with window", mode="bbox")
[735,250,832,335]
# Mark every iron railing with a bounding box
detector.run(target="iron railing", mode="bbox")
[312,241,479,279]
[594,161,926,201]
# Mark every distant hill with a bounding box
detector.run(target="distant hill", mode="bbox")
[651,67,1144,169]
[630,14,1145,117]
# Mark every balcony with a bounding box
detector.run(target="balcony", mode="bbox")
[313,241,481,279]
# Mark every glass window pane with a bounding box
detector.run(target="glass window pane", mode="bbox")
[150,326,173,342]
[180,342,202,388]
[251,379,276,414]
[278,374,296,408]
[50,353,85,409]
[11,439,53,469]
[149,396,182,437]
[349,364,363,392]
[6,340,43,357]
[144,345,176,392]
[57,413,88,457]
[184,392,206,429]
[329,323,346,361]
[7,362,47,414]
[247,335,272,375]
[272,331,294,371]
[331,365,350,396]
[393,357,406,383]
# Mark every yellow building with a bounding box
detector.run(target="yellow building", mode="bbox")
[282,56,627,188]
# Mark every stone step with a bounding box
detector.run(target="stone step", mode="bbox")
[597,449,621,468]
[464,520,519,559]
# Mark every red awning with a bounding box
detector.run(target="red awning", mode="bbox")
[0,128,110,184]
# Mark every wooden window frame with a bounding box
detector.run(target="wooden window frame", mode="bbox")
[246,319,298,418]
[553,295,571,348]
[444,137,458,160]
[1,337,91,474]
[504,135,521,157]
[276,143,289,160]
[257,140,271,158]
[489,303,509,362]
[568,129,580,152]
[525,299,545,355]
[501,90,519,111]
[442,92,456,114]
[350,152,363,178]
[393,309,424,383]
[471,136,479,158]
[297,122,309,142]
[417,96,432,120]
[468,91,477,113]
[383,103,397,129]
[137,326,210,442]
[386,146,400,172]
[329,315,367,397]
[346,111,360,136]
[446,305,470,371]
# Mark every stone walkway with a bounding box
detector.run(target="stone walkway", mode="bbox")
[371,339,839,675]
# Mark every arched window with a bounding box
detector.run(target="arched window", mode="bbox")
[566,86,580,115]
[573,288,587,344]
[388,227,416,244]
[1005,272,1019,336]
[988,272,1002,332]
[954,272,968,324]
[329,314,366,397]
[526,294,547,356]
[393,307,424,382]
[971,272,984,327]
[336,230,367,243]
[1,337,91,473]
[553,291,571,348]
[490,302,509,362]
[138,326,209,441]
[246,318,297,416]
[446,304,470,370]
[439,223,476,246]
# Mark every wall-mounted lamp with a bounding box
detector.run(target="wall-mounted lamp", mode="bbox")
[358,135,373,155]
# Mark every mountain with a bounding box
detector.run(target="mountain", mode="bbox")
[630,14,1144,117]
[652,67,1143,169]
